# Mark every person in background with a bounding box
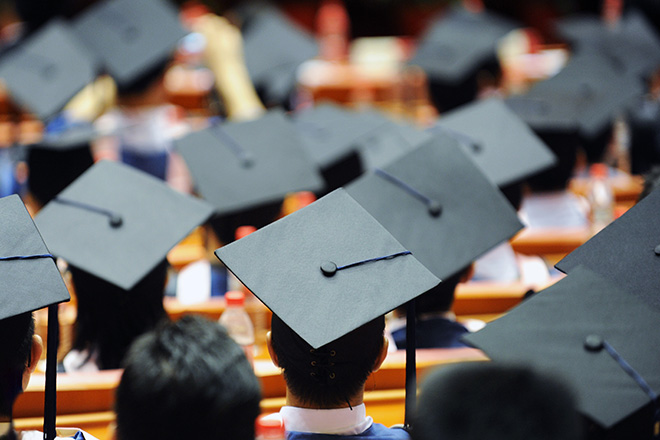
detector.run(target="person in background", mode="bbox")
[115,315,261,440]
[413,362,582,440]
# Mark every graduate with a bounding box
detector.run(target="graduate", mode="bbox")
[115,315,261,440]
[34,160,213,371]
[216,189,440,439]
[0,194,93,440]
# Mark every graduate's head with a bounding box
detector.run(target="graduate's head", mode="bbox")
[26,143,94,210]
[0,312,42,417]
[116,315,261,440]
[268,314,388,409]
[69,260,169,370]
[413,362,581,440]
[413,265,472,316]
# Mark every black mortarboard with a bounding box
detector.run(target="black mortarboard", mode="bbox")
[464,266,660,437]
[241,9,318,107]
[556,10,660,80]
[0,19,98,121]
[0,194,70,326]
[34,160,214,290]
[345,135,523,281]
[71,0,186,91]
[290,103,369,192]
[215,188,440,349]
[175,109,324,216]
[409,7,518,111]
[429,98,557,187]
[25,115,96,208]
[215,189,440,426]
[531,52,644,147]
[556,185,660,313]
[354,110,432,171]
[0,194,70,440]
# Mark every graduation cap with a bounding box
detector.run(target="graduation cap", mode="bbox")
[556,185,660,313]
[290,103,370,192]
[0,18,99,121]
[408,7,518,111]
[23,113,97,208]
[34,160,214,290]
[531,52,644,150]
[0,194,71,440]
[354,110,432,171]
[464,266,660,437]
[241,9,318,107]
[175,109,325,216]
[71,0,187,91]
[556,10,660,80]
[429,98,557,188]
[345,135,523,281]
[215,188,440,424]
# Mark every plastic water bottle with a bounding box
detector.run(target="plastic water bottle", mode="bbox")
[256,413,286,440]
[219,290,255,367]
[587,163,614,234]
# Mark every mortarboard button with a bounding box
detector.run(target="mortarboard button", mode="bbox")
[584,334,604,352]
[654,245,660,256]
[320,261,337,277]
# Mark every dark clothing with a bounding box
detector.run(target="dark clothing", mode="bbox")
[392,317,469,349]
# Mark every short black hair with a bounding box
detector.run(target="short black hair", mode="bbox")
[414,362,582,440]
[69,260,169,370]
[270,314,385,408]
[27,144,95,209]
[116,315,261,440]
[208,200,283,245]
[526,132,579,193]
[639,165,660,202]
[0,312,35,416]
[414,266,469,316]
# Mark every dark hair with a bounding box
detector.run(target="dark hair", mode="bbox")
[413,362,582,440]
[116,59,171,97]
[414,267,468,316]
[270,314,385,408]
[526,132,579,192]
[208,200,283,245]
[116,315,261,440]
[27,144,94,209]
[639,165,660,202]
[69,260,169,370]
[0,312,34,416]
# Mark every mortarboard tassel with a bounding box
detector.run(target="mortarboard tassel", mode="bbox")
[53,197,123,228]
[585,335,659,437]
[374,168,442,217]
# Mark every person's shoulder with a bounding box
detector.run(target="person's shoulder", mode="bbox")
[287,425,409,440]
[360,423,410,440]
[19,429,100,440]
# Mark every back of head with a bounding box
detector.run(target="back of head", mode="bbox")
[116,315,261,440]
[27,143,94,209]
[69,260,169,370]
[414,267,468,316]
[413,362,582,440]
[0,312,34,416]
[526,132,579,193]
[270,314,385,408]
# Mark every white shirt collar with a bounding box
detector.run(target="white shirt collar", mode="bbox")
[280,404,373,435]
